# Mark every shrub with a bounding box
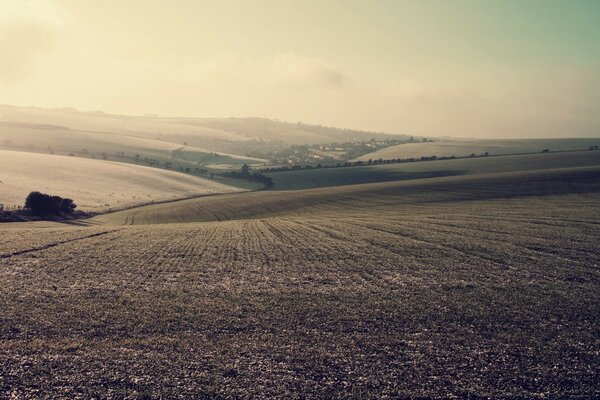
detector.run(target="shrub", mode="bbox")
[24,192,77,215]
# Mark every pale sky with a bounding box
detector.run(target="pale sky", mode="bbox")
[1,0,599,138]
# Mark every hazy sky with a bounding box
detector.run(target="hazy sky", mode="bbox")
[1,0,599,138]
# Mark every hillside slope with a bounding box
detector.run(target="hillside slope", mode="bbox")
[0,105,242,142]
[0,122,266,167]
[178,117,406,144]
[0,150,243,211]
[355,138,600,161]
[95,165,600,225]
[0,105,405,149]
[266,150,600,190]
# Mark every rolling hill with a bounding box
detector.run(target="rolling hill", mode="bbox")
[354,138,600,161]
[0,149,243,211]
[0,105,406,152]
[0,105,243,142]
[95,165,600,225]
[0,122,267,169]
[175,117,407,145]
[265,150,600,190]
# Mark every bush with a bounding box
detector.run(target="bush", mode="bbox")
[24,192,77,215]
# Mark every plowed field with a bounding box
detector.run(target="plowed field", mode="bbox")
[1,167,599,398]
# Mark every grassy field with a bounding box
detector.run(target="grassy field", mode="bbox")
[1,162,599,397]
[265,150,600,190]
[0,149,243,211]
[355,138,600,161]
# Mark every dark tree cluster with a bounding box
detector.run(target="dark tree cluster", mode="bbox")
[250,173,273,189]
[24,192,77,216]
[225,164,273,189]
[258,154,459,173]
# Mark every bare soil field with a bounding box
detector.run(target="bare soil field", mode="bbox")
[1,165,599,398]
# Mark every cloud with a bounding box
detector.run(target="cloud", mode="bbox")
[383,78,472,101]
[268,52,345,88]
[0,18,56,82]
[185,52,346,90]
[372,66,600,138]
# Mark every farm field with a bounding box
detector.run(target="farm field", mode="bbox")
[0,149,243,211]
[0,105,405,153]
[175,117,404,145]
[96,165,600,225]
[266,150,600,190]
[0,123,266,169]
[3,2,599,398]
[1,164,599,398]
[355,138,600,162]
[0,105,245,142]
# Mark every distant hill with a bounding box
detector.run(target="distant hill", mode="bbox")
[0,120,267,171]
[172,117,407,145]
[0,105,241,142]
[0,105,405,146]
[354,138,600,161]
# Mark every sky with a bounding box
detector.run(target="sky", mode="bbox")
[0,0,599,138]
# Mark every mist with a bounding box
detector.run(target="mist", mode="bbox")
[1,0,599,138]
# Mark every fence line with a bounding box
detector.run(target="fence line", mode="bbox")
[0,204,23,212]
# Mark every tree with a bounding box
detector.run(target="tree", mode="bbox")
[241,164,250,178]
[24,192,77,215]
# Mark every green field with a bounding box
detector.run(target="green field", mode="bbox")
[266,150,600,190]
